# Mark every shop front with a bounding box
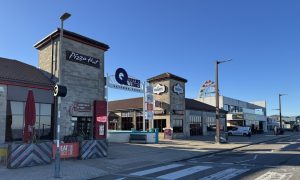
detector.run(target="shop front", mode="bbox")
[0,28,110,168]
[34,28,110,140]
[108,73,225,139]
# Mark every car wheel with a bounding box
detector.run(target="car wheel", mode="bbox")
[243,133,247,136]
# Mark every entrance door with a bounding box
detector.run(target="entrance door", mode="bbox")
[259,121,263,131]
[154,119,166,132]
[190,124,202,136]
[76,117,92,140]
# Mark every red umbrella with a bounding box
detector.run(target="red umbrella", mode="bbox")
[23,90,36,143]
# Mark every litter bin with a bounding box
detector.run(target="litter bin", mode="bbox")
[163,128,173,140]
[220,132,228,143]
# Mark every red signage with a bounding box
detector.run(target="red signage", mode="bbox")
[147,103,153,111]
[94,100,107,139]
[97,116,107,122]
[163,128,173,140]
[52,143,80,159]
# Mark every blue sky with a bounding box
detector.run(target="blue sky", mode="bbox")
[0,0,299,116]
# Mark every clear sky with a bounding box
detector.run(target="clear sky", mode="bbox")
[0,0,299,116]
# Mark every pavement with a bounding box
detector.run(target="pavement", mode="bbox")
[0,131,296,180]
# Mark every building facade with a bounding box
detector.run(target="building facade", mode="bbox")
[108,73,226,138]
[197,96,267,132]
[34,28,109,140]
[0,58,54,144]
[0,29,109,144]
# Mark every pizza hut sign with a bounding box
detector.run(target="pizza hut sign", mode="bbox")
[66,51,100,68]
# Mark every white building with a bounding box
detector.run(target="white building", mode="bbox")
[196,96,268,133]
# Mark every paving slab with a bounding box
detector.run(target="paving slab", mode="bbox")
[0,131,296,180]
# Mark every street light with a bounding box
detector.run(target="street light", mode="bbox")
[215,59,232,144]
[279,93,287,129]
[55,12,71,179]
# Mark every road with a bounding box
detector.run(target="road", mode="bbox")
[96,134,300,180]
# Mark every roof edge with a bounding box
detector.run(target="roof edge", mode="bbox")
[147,72,188,83]
[34,28,110,51]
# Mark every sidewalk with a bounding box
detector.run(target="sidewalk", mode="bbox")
[0,132,296,180]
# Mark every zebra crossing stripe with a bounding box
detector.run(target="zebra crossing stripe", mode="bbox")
[157,166,211,180]
[254,171,293,180]
[200,168,249,180]
[129,164,184,176]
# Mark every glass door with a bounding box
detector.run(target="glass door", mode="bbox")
[76,117,92,140]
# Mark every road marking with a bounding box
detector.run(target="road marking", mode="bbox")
[254,171,293,180]
[114,178,126,180]
[157,166,211,180]
[129,164,184,176]
[200,168,249,180]
[236,154,258,163]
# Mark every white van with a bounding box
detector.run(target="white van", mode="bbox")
[228,126,251,136]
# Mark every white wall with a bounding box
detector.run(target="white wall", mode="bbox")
[107,131,157,143]
[196,96,224,108]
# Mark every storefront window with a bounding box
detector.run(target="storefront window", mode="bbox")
[121,117,133,130]
[6,101,52,142]
[7,101,24,141]
[136,116,143,131]
[154,119,166,132]
[173,119,183,133]
[223,104,229,111]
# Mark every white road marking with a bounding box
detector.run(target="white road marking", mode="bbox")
[129,164,184,176]
[200,168,249,180]
[157,166,211,180]
[236,154,258,163]
[114,178,126,180]
[254,171,293,180]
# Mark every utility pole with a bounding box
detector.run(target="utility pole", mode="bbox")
[215,59,232,144]
[54,12,71,179]
[279,93,287,129]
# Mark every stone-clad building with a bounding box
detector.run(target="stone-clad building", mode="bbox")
[148,73,187,138]
[0,29,109,144]
[108,73,226,138]
[34,29,109,139]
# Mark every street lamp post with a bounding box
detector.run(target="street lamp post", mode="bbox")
[279,93,287,129]
[215,59,232,144]
[54,12,71,179]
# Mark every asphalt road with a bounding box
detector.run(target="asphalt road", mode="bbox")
[97,134,300,180]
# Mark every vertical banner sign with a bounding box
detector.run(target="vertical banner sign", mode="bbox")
[94,100,107,139]
[145,85,154,120]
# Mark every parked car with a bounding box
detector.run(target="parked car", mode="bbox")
[228,126,251,136]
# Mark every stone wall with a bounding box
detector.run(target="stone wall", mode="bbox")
[0,85,7,143]
[151,80,171,128]
[150,78,186,138]
[38,36,106,138]
[169,79,186,138]
[38,39,59,80]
